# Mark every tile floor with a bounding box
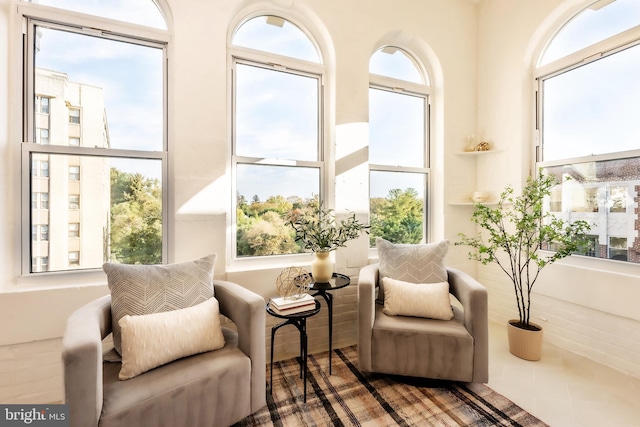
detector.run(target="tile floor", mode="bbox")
[487,321,640,427]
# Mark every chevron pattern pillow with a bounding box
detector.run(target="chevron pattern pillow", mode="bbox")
[376,238,449,304]
[104,254,216,355]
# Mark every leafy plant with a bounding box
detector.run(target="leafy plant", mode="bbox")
[456,171,591,328]
[286,203,369,253]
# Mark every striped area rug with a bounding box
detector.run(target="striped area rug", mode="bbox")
[235,345,549,427]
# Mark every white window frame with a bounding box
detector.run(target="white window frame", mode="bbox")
[534,13,640,267]
[18,3,171,277]
[228,27,328,270]
[368,69,431,251]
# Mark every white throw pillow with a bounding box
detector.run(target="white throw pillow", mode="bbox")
[118,297,225,380]
[376,238,449,304]
[104,254,216,355]
[382,277,453,320]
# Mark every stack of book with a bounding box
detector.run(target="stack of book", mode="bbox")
[269,293,316,315]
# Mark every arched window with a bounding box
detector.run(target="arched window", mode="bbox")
[20,0,170,273]
[369,47,430,245]
[536,0,640,263]
[25,0,167,29]
[230,15,325,258]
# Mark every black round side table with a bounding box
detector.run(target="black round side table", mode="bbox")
[266,300,321,403]
[309,272,350,375]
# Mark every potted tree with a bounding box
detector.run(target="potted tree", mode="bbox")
[286,203,369,283]
[456,171,590,360]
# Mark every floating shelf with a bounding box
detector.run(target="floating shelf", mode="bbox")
[456,149,503,156]
[449,202,498,206]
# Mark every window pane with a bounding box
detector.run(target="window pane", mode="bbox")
[37,128,49,144]
[541,0,640,65]
[542,43,640,162]
[235,63,319,160]
[236,164,319,257]
[69,194,80,209]
[41,193,49,209]
[369,171,425,245]
[27,0,167,29]
[609,186,627,213]
[69,223,80,238]
[233,16,320,63]
[34,26,164,151]
[543,157,640,263]
[69,251,80,267]
[69,165,80,181]
[369,88,425,167]
[69,109,80,124]
[30,153,163,272]
[609,237,628,260]
[370,47,425,84]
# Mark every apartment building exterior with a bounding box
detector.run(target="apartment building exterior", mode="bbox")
[31,68,111,272]
[546,161,640,263]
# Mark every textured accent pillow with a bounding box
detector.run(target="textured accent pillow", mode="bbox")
[118,297,225,380]
[382,277,453,320]
[376,238,449,303]
[104,254,216,355]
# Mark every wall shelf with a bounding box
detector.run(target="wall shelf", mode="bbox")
[449,201,499,206]
[456,148,503,156]
[452,147,504,206]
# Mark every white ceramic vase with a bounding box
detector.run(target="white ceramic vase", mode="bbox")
[311,251,333,283]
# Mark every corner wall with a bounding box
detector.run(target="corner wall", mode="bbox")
[476,0,640,378]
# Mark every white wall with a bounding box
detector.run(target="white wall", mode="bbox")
[1,0,638,405]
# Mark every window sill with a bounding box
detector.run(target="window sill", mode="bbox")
[225,253,317,274]
[10,268,107,292]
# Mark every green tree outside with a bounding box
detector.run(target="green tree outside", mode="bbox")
[369,188,423,245]
[109,168,162,264]
[235,188,424,256]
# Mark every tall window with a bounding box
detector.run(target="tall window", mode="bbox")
[536,0,640,263]
[230,15,325,258]
[20,1,169,273]
[369,47,430,245]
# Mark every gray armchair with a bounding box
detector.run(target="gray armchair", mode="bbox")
[62,280,266,427]
[358,263,488,383]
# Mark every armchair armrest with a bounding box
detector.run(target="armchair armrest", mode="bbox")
[447,267,489,382]
[214,280,266,412]
[62,295,112,427]
[357,263,379,372]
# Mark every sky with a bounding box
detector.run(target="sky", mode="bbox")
[234,19,428,202]
[541,0,640,162]
[35,22,164,180]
